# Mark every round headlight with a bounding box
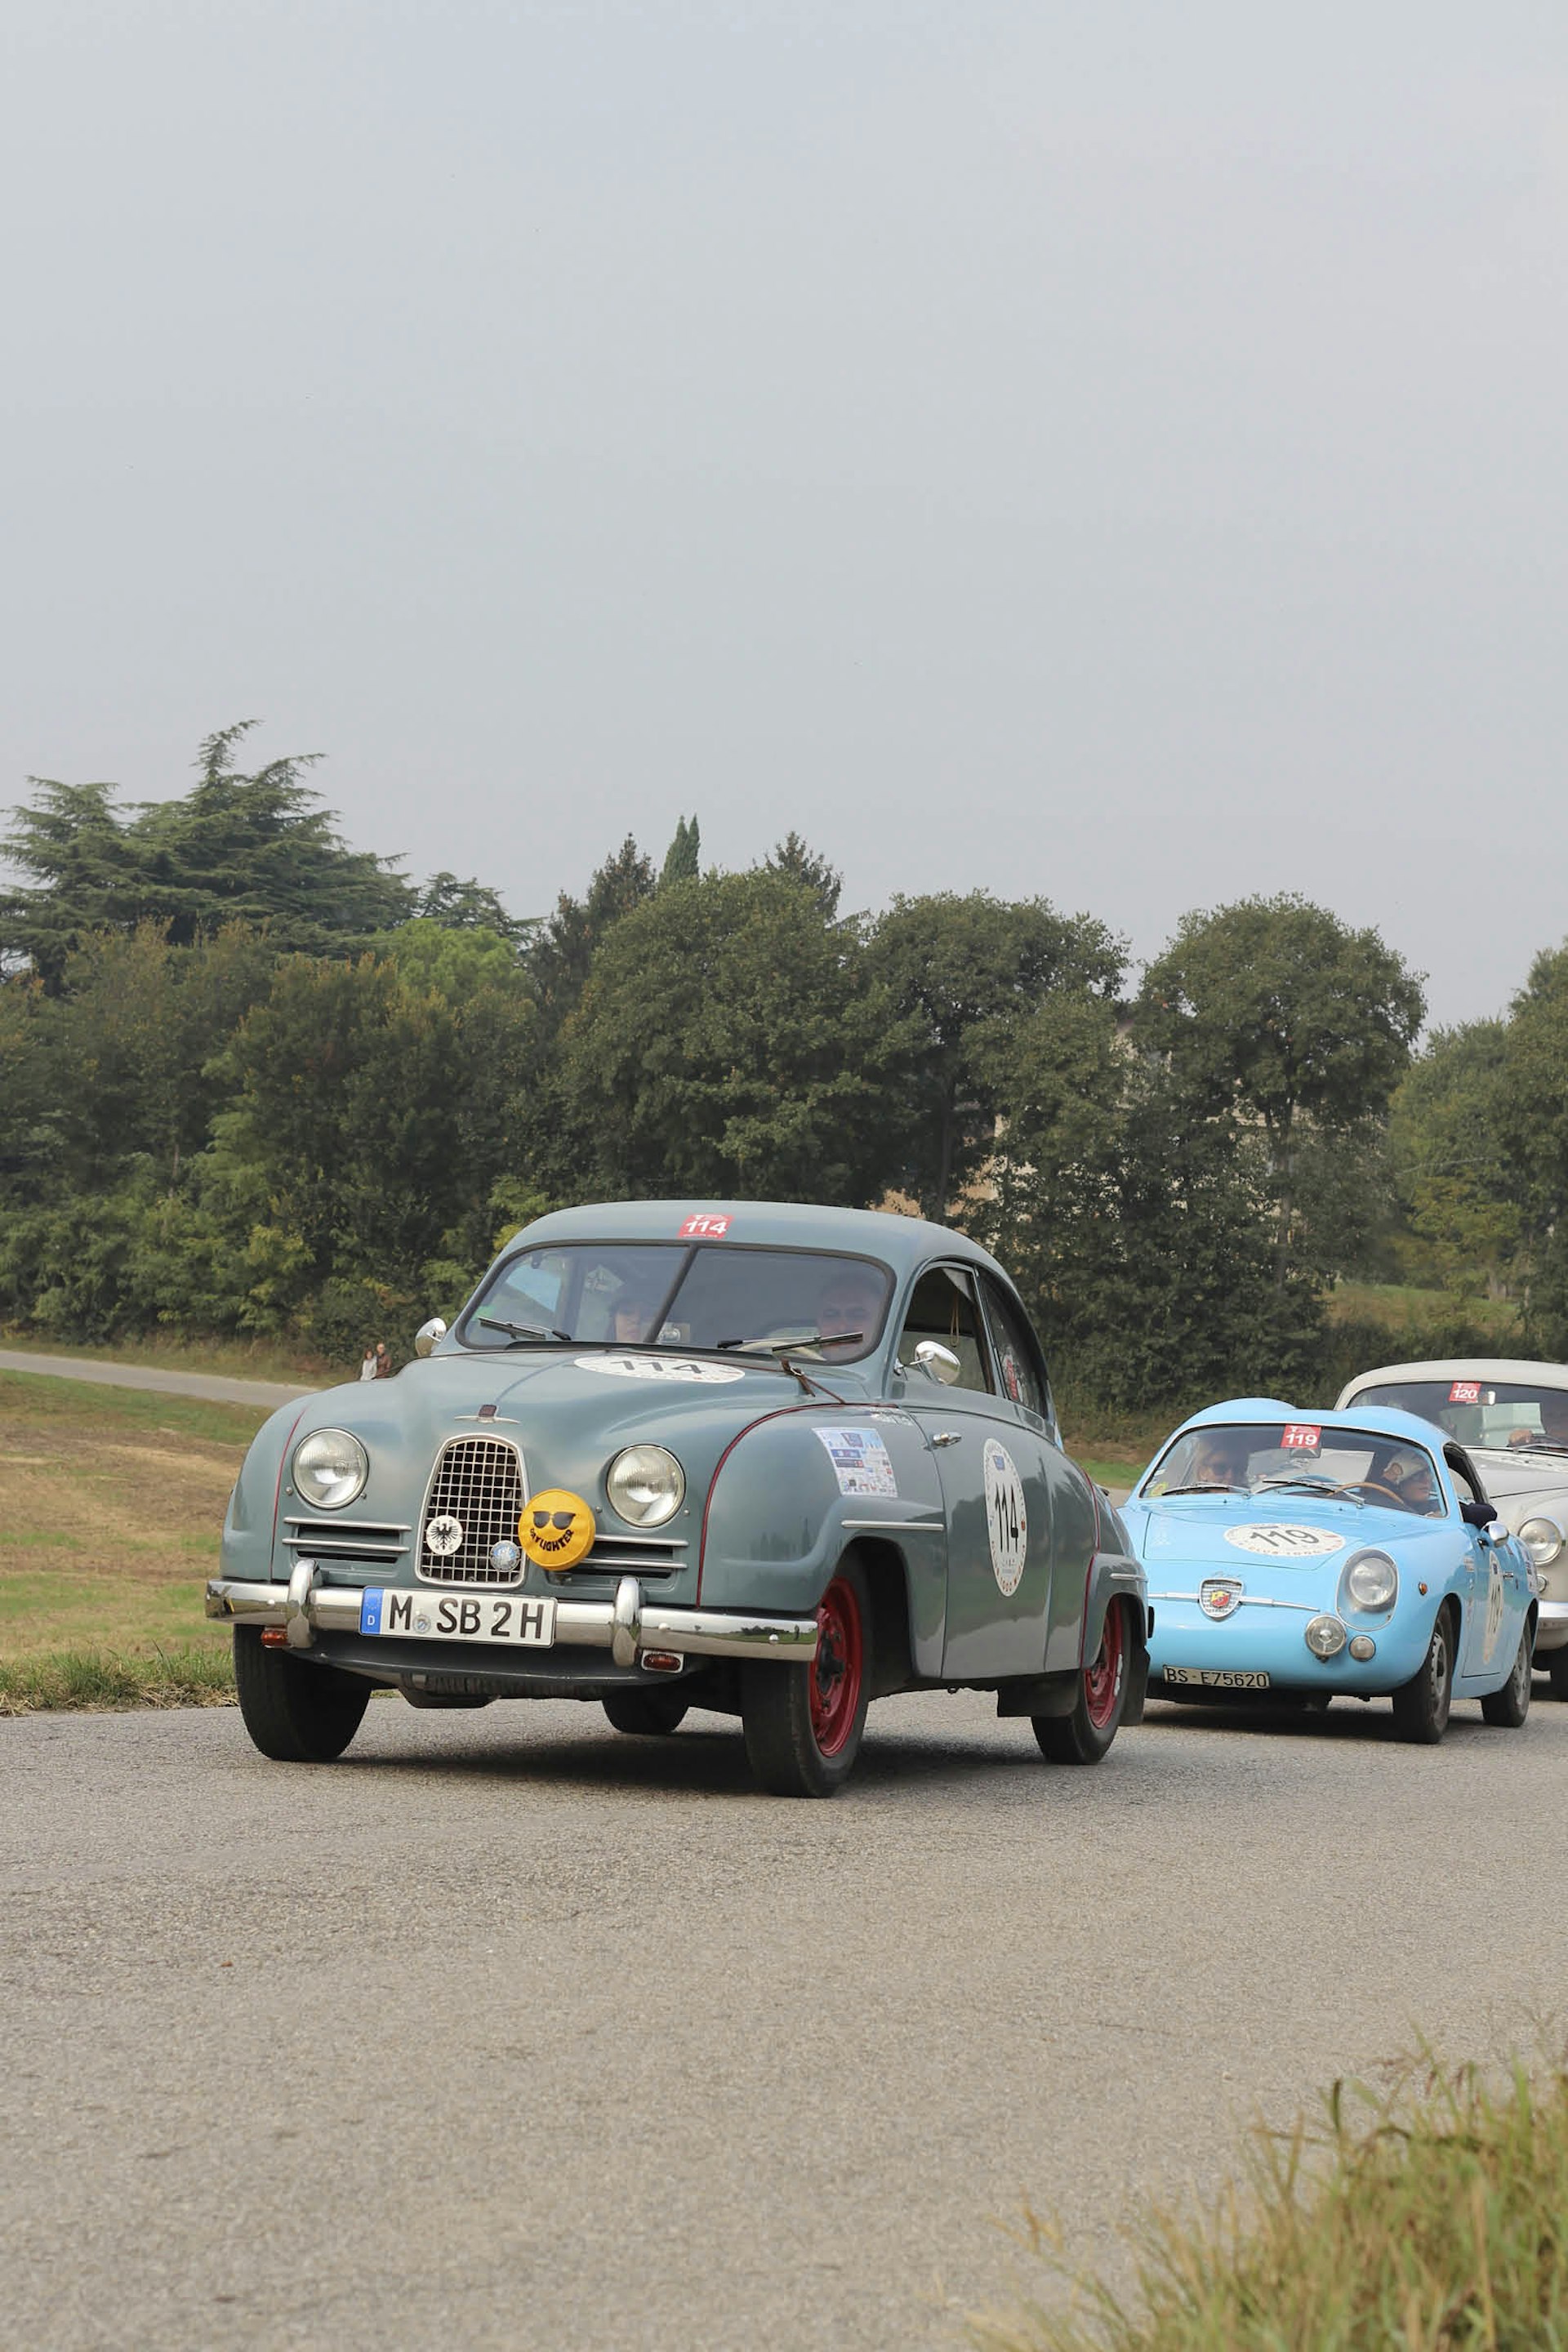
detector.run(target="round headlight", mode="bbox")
[607,1445,685,1528]
[1305,1614,1348,1659]
[1520,1517,1563,1568]
[1345,1551,1399,1611]
[292,1428,369,1511]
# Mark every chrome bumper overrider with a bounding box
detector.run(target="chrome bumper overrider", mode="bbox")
[205,1564,818,1668]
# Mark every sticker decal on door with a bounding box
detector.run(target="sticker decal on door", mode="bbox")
[1483,1553,1506,1664]
[983,1438,1027,1596]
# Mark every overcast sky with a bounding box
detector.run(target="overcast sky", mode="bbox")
[4,1,1564,1027]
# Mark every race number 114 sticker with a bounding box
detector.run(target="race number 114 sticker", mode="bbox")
[983,1439,1027,1596]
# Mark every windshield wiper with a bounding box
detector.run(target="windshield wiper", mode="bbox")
[1503,1439,1568,1454]
[717,1330,862,1356]
[1160,1481,1245,1497]
[477,1316,572,1344]
[1256,1476,1361,1503]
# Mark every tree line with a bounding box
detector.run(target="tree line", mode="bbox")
[0,726,1552,1413]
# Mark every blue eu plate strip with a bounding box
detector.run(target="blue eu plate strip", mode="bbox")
[359,1588,384,1636]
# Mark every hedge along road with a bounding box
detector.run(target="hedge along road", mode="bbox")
[5,1690,1566,2352]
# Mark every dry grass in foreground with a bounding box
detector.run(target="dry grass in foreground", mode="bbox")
[972,2048,1568,2351]
[0,1370,266,1709]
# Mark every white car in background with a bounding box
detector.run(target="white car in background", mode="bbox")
[1335,1359,1568,1695]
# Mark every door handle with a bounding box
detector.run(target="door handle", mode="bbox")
[929,1431,961,1448]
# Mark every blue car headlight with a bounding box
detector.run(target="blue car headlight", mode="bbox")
[1343,1550,1398,1613]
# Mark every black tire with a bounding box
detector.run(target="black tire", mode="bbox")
[1390,1606,1454,1746]
[1548,1648,1568,1702]
[233,1627,372,1762]
[741,1556,871,1797]
[1035,1597,1132,1766]
[1481,1622,1533,1728]
[602,1689,690,1736]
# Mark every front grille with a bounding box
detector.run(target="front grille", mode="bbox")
[578,1535,686,1578]
[417,1437,527,1584]
[284,1517,408,1566]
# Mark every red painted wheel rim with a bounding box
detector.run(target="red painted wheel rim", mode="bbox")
[810,1575,865,1757]
[1084,1602,1125,1731]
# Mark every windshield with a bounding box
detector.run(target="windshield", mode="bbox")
[1352,1378,1568,1455]
[1142,1421,1446,1518]
[457,1241,893,1362]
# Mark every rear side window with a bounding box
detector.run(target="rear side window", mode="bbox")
[978,1276,1048,1419]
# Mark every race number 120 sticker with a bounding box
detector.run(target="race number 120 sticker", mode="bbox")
[983,1439,1027,1596]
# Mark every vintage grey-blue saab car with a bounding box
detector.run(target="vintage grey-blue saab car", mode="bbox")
[207,1200,1150,1795]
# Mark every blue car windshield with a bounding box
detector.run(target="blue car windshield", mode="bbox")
[1143,1422,1446,1518]
[458,1242,893,1363]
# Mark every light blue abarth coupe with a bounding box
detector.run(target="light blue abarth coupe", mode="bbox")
[1123,1401,1539,1743]
[207,1200,1149,1796]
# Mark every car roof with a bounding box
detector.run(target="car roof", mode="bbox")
[497,1199,1011,1284]
[1169,1398,1452,1454]
[1338,1358,1568,1401]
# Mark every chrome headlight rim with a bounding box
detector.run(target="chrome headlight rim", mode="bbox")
[1343,1549,1399,1614]
[1519,1517,1564,1569]
[291,1428,370,1512]
[606,1444,685,1529]
[1304,1612,1348,1659]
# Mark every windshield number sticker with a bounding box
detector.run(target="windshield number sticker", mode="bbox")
[983,1439,1028,1596]
[1449,1381,1482,1404]
[1281,1423,1321,1451]
[680,1214,732,1238]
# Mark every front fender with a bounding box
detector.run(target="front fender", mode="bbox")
[222,1396,315,1584]
[697,1405,947,1668]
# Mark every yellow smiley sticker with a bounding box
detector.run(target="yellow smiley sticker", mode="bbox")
[519,1488,596,1572]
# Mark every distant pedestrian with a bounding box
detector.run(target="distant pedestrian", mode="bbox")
[373,1340,393,1379]
[359,1343,378,1383]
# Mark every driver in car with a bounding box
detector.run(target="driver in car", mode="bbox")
[1510,1392,1568,1450]
[1189,1429,1252,1490]
[1374,1449,1440,1512]
[816,1267,884,1360]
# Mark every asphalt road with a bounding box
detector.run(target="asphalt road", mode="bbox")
[0,1348,318,1412]
[6,1686,1566,2352]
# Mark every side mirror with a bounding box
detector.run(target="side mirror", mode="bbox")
[914,1339,962,1387]
[1483,1519,1510,1548]
[414,1316,448,1360]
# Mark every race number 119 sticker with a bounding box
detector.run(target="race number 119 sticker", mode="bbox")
[983,1439,1027,1596]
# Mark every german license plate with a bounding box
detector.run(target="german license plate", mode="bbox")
[359,1589,556,1646]
[1164,1667,1270,1690]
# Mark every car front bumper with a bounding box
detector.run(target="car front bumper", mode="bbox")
[1147,1592,1432,1694]
[206,1564,819,1670]
[1533,1598,1568,1652]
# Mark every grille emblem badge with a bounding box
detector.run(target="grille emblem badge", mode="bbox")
[490,1539,522,1573]
[425,1512,465,1557]
[1200,1579,1243,1619]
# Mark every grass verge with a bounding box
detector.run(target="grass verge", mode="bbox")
[971,2046,1568,2351]
[0,1370,264,1698]
[0,1643,235,1715]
